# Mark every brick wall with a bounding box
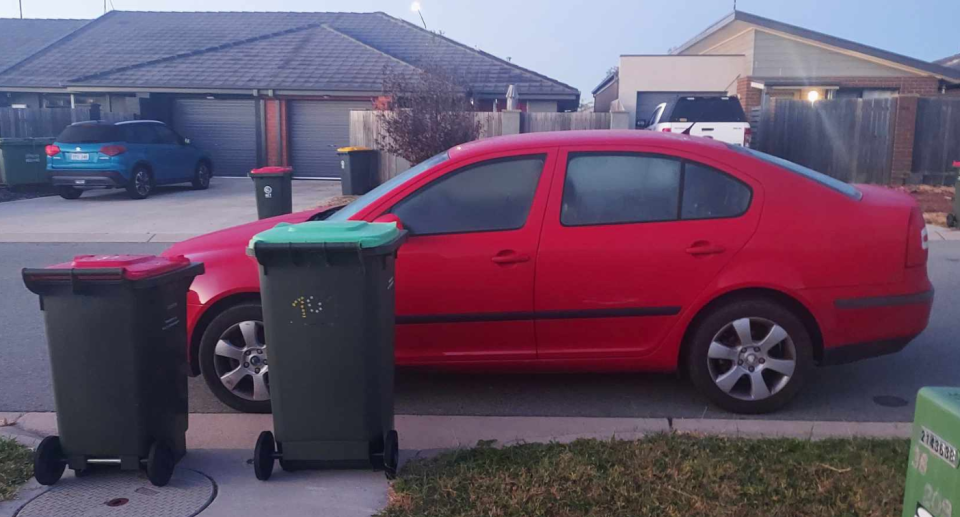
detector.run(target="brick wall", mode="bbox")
[736,77,763,115]
[891,95,919,183]
[263,99,289,167]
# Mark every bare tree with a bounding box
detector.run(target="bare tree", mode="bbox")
[377,66,481,165]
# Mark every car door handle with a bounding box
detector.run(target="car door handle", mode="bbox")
[685,242,726,256]
[491,251,531,265]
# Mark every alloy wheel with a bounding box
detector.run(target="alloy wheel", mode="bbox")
[197,165,210,187]
[706,317,797,401]
[135,170,151,197]
[213,320,269,402]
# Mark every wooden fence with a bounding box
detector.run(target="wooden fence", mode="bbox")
[520,112,611,133]
[756,98,895,184]
[912,97,960,176]
[0,107,134,138]
[350,110,616,180]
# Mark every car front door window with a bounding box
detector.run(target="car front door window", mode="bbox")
[390,156,545,236]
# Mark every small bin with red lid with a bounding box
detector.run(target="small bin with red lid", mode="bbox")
[22,255,203,487]
[249,166,293,220]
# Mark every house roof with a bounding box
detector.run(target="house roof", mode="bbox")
[0,11,579,99]
[673,10,960,82]
[591,69,618,95]
[0,18,90,71]
[936,53,960,70]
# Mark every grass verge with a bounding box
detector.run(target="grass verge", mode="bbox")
[382,434,908,517]
[0,437,31,502]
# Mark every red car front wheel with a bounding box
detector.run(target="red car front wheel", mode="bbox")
[199,302,272,413]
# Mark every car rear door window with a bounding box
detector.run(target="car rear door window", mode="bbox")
[561,154,681,226]
[154,125,181,145]
[681,162,752,219]
[390,156,544,236]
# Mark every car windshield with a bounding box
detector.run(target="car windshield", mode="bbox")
[57,124,122,144]
[735,147,862,200]
[326,151,450,221]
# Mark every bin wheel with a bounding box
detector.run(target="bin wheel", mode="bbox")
[948,213,958,228]
[34,436,66,486]
[146,442,175,487]
[254,431,275,481]
[384,430,399,480]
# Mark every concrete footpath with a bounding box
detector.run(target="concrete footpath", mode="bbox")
[0,412,911,517]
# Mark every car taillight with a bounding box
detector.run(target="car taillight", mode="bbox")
[45,145,60,157]
[906,206,928,268]
[661,128,672,133]
[744,127,753,147]
[99,145,127,157]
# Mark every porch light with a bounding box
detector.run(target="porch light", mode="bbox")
[807,90,820,103]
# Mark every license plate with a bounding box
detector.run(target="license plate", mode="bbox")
[74,179,86,185]
[68,153,89,161]
[920,426,959,468]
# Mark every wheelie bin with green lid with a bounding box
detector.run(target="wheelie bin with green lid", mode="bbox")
[247,221,406,481]
[22,255,204,487]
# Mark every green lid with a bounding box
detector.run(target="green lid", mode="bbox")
[249,221,400,249]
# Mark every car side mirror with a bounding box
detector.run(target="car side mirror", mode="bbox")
[373,213,404,230]
[636,119,648,129]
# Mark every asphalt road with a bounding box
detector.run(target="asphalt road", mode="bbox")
[1,241,957,422]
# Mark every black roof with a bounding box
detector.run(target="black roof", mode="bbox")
[0,11,579,99]
[674,11,960,81]
[0,18,90,71]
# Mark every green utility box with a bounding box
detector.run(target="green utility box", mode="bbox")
[247,221,406,481]
[0,138,54,186]
[903,387,960,517]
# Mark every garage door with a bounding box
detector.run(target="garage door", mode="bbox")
[172,99,258,177]
[635,91,725,128]
[288,100,372,178]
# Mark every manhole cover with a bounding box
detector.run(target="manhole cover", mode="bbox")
[873,395,909,408]
[16,468,215,517]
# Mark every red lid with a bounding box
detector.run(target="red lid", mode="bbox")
[250,166,293,175]
[45,254,191,280]
[953,160,960,168]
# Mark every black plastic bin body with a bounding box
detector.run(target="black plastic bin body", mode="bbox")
[337,148,379,196]
[250,232,405,471]
[22,256,203,476]
[250,167,293,219]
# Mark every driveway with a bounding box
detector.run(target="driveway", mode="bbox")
[0,178,341,243]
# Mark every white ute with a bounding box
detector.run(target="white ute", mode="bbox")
[639,96,752,147]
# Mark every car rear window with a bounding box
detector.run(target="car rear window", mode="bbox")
[735,147,862,200]
[669,97,746,123]
[57,124,122,144]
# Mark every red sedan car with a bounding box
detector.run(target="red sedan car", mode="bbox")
[164,131,933,414]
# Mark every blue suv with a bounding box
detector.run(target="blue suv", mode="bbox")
[46,120,213,200]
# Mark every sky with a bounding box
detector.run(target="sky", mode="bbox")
[3,0,959,100]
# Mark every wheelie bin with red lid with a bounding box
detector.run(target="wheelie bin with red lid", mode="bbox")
[250,166,293,219]
[22,255,203,487]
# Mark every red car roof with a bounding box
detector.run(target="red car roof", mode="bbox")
[448,130,730,161]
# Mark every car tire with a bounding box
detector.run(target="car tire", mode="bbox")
[126,166,154,200]
[57,186,82,200]
[199,302,272,414]
[685,298,813,414]
[192,162,211,190]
